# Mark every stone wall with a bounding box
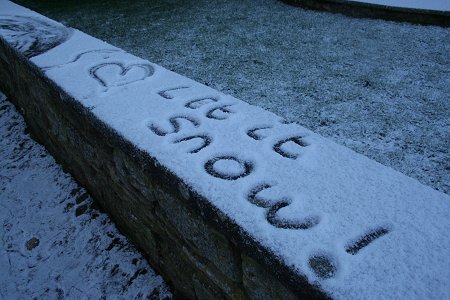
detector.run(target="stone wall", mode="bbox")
[0,37,326,299]
[281,0,450,27]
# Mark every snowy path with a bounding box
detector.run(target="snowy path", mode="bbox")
[348,0,450,11]
[0,92,171,299]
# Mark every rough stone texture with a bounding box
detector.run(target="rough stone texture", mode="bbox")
[242,255,298,300]
[0,37,327,299]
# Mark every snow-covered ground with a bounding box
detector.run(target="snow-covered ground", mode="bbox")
[14,0,449,194]
[348,0,450,11]
[0,92,171,299]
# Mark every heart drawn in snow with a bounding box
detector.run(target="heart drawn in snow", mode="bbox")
[89,62,154,89]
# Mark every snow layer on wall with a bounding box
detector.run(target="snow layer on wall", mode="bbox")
[1,1,449,299]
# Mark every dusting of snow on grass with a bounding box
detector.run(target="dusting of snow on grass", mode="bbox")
[1,1,449,299]
[13,0,449,195]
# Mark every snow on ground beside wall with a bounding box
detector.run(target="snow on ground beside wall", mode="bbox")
[14,0,449,195]
[349,0,450,11]
[0,92,172,299]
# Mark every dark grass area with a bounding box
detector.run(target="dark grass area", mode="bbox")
[11,0,450,194]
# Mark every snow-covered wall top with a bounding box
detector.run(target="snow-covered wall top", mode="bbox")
[1,1,449,299]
